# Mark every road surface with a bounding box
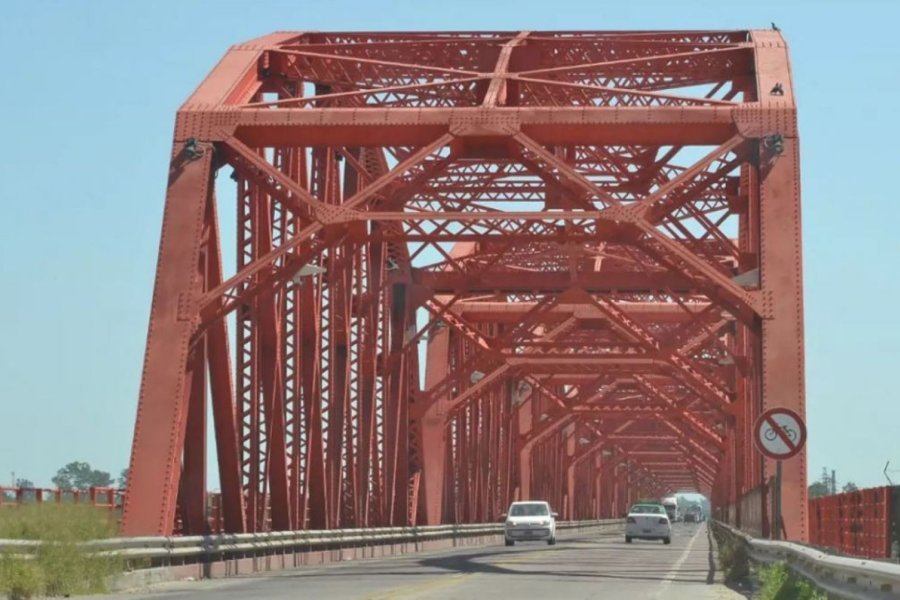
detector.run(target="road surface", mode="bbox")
[106,522,746,599]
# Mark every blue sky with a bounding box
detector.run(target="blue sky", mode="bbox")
[0,0,898,491]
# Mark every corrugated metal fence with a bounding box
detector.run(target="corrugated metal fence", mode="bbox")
[809,485,900,560]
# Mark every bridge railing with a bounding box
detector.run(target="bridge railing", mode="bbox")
[738,480,774,538]
[719,482,899,561]
[714,519,900,599]
[714,479,774,539]
[0,518,621,565]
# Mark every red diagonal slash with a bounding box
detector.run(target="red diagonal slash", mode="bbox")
[764,415,797,454]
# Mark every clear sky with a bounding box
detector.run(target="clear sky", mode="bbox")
[1,0,898,491]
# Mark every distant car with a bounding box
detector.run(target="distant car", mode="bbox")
[625,503,672,544]
[684,506,703,523]
[503,501,558,546]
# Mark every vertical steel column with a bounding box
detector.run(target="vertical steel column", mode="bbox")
[122,149,214,536]
[752,31,808,542]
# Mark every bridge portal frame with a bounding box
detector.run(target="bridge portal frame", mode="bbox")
[122,29,806,541]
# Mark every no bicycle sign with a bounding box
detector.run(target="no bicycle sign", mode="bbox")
[754,407,806,460]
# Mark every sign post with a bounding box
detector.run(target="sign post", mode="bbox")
[754,407,807,540]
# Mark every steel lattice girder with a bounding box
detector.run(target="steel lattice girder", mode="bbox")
[123,29,806,541]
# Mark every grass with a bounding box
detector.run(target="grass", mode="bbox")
[756,562,827,600]
[0,504,123,599]
[712,524,750,582]
[711,522,827,599]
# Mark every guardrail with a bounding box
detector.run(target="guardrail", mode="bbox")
[713,520,900,599]
[0,519,620,566]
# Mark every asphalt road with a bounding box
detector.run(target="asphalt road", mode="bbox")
[106,522,746,599]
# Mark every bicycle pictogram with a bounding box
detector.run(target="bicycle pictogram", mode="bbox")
[754,408,806,460]
[764,425,798,443]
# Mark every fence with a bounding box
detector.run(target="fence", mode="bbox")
[0,486,121,513]
[1,488,220,533]
[809,485,900,560]
[714,480,774,539]
[738,479,773,538]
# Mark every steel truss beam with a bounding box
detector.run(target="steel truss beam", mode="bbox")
[124,29,806,542]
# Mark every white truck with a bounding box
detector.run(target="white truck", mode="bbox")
[661,496,679,522]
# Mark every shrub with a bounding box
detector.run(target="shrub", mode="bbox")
[0,557,42,600]
[0,504,122,598]
[757,562,827,600]
[716,533,750,582]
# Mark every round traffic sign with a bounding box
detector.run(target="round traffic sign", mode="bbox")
[754,408,806,460]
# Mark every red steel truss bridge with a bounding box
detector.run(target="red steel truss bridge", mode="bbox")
[123,29,807,541]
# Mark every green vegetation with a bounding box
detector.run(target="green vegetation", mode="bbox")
[51,461,114,491]
[716,533,750,582]
[711,522,749,582]
[0,504,122,599]
[117,467,129,489]
[808,481,829,498]
[756,562,827,600]
[711,523,827,598]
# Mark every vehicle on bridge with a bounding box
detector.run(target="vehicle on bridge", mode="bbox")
[683,505,704,523]
[626,504,672,544]
[661,497,680,522]
[502,501,558,546]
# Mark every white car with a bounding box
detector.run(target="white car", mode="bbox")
[625,503,672,544]
[503,501,558,546]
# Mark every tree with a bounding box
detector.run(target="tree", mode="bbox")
[808,481,829,498]
[14,478,34,488]
[117,468,129,489]
[51,461,113,490]
[842,481,859,493]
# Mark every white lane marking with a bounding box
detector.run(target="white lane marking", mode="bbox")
[651,525,703,599]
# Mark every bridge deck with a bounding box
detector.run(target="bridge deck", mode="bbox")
[107,523,743,599]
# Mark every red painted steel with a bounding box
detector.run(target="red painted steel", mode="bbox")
[809,486,897,559]
[122,29,807,540]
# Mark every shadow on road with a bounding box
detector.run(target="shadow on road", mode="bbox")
[272,533,713,585]
[416,545,710,584]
